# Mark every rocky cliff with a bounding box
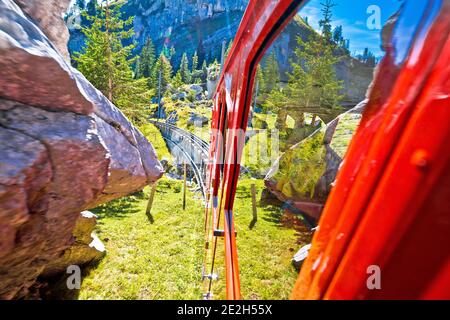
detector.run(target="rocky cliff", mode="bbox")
[67,0,373,107]
[0,0,164,299]
[68,0,247,66]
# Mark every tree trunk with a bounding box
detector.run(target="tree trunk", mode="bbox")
[276,108,288,131]
[294,111,305,129]
[104,1,113,102]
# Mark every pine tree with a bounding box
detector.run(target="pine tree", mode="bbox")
[362,48,369,62]
[332,25,349,53]
[264,88,289,129]
[224,40,233,60]
[192,51,199,72]
[332,25,343,45]
[319,0,336,42]
[74,1,153,125]
[262,51,280,94]
[253,64,266,123]
[197,40,206,66]
[256,64,265,100]
[80,0,97,25]
[171,71,183,89]
[201,60,208,83]
[179,52,191,84]
[265,0,343,128]
[360,48,376,67]
[76,0,85,10]
[151,53,173,95]
[135,37,156,81]
[191,51,203,84]
[287,32,343,116]
[86,0,96,17]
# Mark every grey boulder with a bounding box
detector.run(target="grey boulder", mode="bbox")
[0,0,164,299]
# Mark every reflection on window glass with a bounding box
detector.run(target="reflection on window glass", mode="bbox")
[242,0,403,223]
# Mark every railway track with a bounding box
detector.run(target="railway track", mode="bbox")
[149,120,209,200]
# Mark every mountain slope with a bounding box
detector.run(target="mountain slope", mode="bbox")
[68,0,247,67]
[67,0,373,107]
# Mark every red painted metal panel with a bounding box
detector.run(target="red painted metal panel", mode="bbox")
[292,0,450,300]
[327,35,450,300]
[208,0,306,299]
[208,0,450,300]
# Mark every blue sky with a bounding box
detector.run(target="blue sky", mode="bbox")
[69,0,403,58]
[298,0,403,57]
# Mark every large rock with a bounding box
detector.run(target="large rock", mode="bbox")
[187,113,210,126]
[0,0,164,299]
[0,127,52,259]
[42,211,106,277]
[264,101,367,220]
[0,0,92,114]
[0,99,111,299]
[14,0,72,61]
[0,101,111,213]
[88,114,148,206]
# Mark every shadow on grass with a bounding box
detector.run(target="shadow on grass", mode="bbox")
[259,192,286,225]
[248,217,257,230]
[260,204,284,225]
[91,192,144,221]
[281,212,312,245]
[39,258,103,300]
[260,197,313,245]
[146,211,155,224]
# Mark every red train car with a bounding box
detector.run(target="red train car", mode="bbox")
[205,0,450,299]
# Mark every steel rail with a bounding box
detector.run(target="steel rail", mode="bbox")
[149,120,209,200]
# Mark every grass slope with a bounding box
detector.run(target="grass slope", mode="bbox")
[139,123,172,160]
[79,178,204,300]
[78,178,308,300]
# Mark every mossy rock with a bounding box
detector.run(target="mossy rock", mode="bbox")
[265,105,364,204]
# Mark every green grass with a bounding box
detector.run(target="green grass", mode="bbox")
[330,112,361,158]
[252,113,277,130]
[212,179,309,300]
[79,178,204,300]
[77,177,309,300]
[139,123,172,161]
[77,109,310,300]
[242,131,278,177]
